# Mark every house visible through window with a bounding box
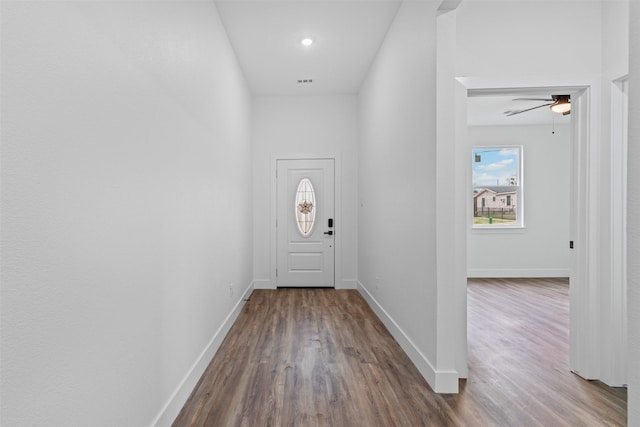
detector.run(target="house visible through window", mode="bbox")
[472,146,523,227]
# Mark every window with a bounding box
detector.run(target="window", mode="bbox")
[295,178,316,236]
[472,146,523,227]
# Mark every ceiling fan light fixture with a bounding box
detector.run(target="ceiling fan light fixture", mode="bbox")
[550,98,571,114]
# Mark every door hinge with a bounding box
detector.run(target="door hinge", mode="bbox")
[276,268,278,277]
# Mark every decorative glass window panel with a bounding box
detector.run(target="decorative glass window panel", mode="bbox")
[472,146,523,227]
[295,178,316,236]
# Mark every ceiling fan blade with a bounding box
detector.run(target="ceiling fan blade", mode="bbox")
[504,103,554,116]
[512,98,554,101]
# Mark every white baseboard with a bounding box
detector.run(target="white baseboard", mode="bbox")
[337,279,357,289]
[357,281,459,393]
[151,282,254,427]
[254,278,356,289]
[467,268,570,278]
[253,279,275,289]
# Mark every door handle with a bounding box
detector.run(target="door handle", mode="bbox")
[323,230,333,236]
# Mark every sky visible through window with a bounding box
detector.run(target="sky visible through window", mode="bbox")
[472,147,519,187]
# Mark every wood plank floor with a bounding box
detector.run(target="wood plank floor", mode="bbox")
[465,278,626,426]
[173,279,627,426]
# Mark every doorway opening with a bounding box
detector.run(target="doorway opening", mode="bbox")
[462,84,595,380]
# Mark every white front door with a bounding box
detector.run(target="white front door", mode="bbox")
[276,159,335,287]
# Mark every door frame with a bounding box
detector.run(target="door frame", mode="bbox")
[606,76,629,386]
[270,154,342,289]
[454,76,602,380]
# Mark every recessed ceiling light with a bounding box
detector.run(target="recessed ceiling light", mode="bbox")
[301,38,314,47]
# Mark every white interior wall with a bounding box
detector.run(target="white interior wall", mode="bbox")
[0,2,252,425]
[600,0,630,387]
[252,95,358,289]
[436,8,469,381]
[456,1,603,79]
[467,124,570,278]
[358,1,460,392]
[601,0,630,256]
[627,1,640,423]
[602,0,629,80]
[456,0,632,387]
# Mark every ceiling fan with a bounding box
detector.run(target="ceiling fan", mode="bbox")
[504,94,571,117]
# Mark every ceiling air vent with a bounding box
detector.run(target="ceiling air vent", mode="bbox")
[297,79,313,84]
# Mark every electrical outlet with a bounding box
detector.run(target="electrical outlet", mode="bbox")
[375,276,380,290]
[229,283,234,297]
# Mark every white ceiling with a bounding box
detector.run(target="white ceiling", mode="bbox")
[215,1,571,126]
[215,0,402,96]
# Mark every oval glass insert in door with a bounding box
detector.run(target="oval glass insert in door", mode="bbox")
[295,178,316,237]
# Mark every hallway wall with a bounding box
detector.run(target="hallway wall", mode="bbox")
[0,2,252,425]
[358,1,453,391]
[252,95,358,289]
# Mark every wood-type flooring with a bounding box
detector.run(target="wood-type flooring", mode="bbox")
[173,278,627,426]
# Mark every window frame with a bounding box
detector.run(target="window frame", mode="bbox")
[471,145,524,229]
